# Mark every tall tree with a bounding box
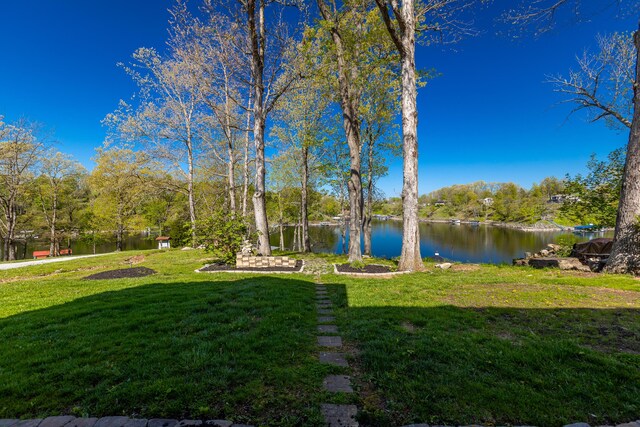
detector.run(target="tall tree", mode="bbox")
[90,147,149,252]
[36,150,84,256]
[374,0,468,270]
[313,2,399,262]
[106,6,204,246]
[0,118,44,261]
[272,68,330,252]
[210,0,303,255]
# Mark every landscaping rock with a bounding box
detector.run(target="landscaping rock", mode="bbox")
[318,325,339,333]
[528,257,591,272]
[148,420,177,427]
[0,420,19,427]
[95,418,129,427]
[323,375,354,393]
[435,263,452,270]
[176,422,202,427]
[203,421,232,427]
[66,418,98,427]
[320,404,358,427]
[563,423,591,427]
[14,421,43,427]
[318,316,336,323]
[40,417,75,427]
[615,422,640,427]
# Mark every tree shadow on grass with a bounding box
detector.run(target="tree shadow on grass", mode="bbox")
[0,277,328,426]
[326,282,640,427]
[3,275,640,427]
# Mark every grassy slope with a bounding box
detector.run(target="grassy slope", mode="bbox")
[1,251,639,426]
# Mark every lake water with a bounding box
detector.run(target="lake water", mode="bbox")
[271,221,612,264]
[1,221,611,264]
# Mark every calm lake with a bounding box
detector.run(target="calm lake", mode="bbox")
[2,221,611,264]
[272,221,612,264]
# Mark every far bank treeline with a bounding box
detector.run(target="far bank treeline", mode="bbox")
[377,148,622,227]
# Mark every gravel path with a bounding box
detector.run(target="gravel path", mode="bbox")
[0,253,113,270]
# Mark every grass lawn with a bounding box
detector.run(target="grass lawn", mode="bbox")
[0,250,333,426]
[1,250,639,426]
[326,264,640,426]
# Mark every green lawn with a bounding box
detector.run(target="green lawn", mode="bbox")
[327,264,640,426]
[1,250,639,426]
[0,250,333,426]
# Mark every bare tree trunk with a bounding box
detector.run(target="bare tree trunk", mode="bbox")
[317,0,363,262]
[292,220,298,252]
[605,27,640,275]
[187,138,197,247]
[223,71,237,216]
[49,192,58,257]
[397,27,424,272]
[301,146,311,252]
[116,224,124,252]
[375,0,424,271]
[364,134,374,256]
[242,83,253,219]
[7,203,17,261]
[279,221,284,251]
[248,0,271,255]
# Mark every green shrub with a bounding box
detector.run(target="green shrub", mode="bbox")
[555,234,579,257]
[198,211,253,265]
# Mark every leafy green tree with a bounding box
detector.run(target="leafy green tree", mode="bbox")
[89,147,150,252]
[562,148,625,227]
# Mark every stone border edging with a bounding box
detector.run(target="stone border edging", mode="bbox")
[0,416,250,427]
[332,263,410,277]
[401,422,640,427]
[195,261,304,274]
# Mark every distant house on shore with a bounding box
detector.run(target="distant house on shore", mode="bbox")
[550,194,581,203]
[482,197,494,206]
[434,200,446,207]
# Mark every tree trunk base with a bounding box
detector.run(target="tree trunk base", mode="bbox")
[604,227,640,275]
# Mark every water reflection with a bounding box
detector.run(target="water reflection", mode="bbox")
[272,221,612,264]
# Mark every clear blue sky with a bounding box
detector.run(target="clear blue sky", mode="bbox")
[0,1,635,196]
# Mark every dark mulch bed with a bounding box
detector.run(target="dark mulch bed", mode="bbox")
[200,259,303,272]
[336,263,394,274]
[83,267,157,280]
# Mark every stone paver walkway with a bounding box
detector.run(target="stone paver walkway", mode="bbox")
[315,283,358,427]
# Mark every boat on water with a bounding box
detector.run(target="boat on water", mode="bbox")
[450,219,461,225]
[574,224,603,233]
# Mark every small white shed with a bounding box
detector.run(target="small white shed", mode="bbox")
[156,236,171,249]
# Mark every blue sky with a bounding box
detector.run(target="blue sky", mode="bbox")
[0,1,635,196]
